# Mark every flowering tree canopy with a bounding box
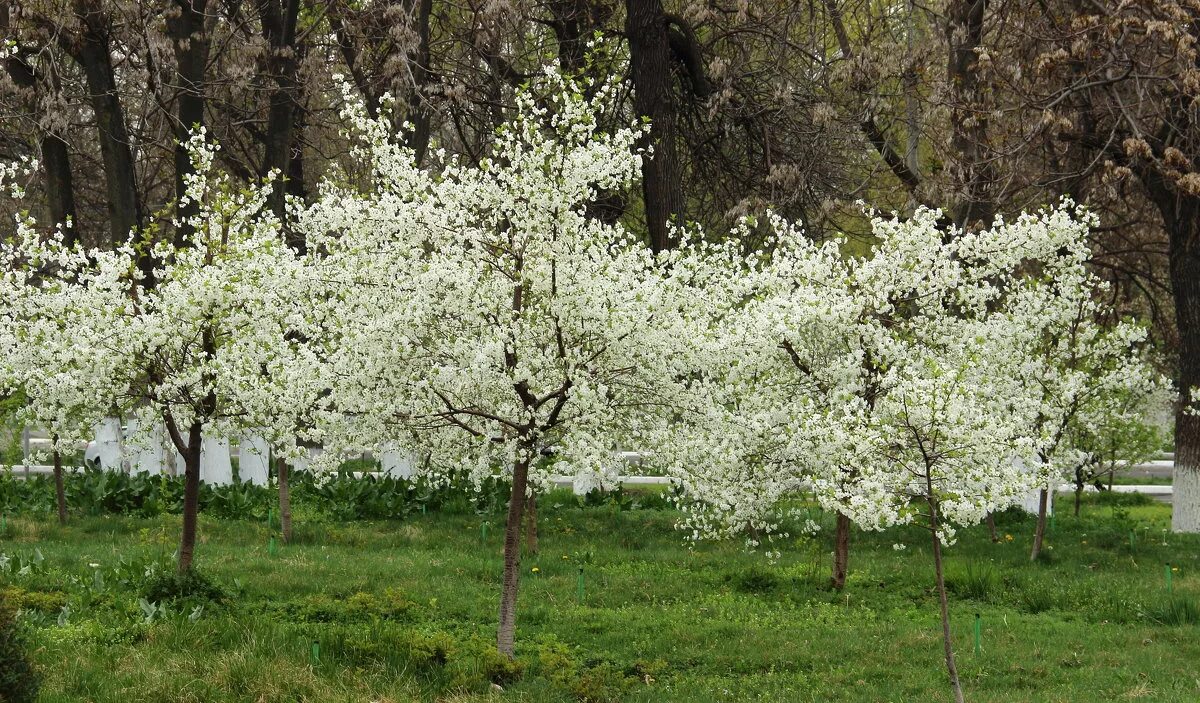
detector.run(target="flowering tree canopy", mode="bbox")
[295,70,709,655]
[668,206,1109,545]
[663,204,1157,702]
[0,132,318,570]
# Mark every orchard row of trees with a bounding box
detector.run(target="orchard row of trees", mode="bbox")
[0,69,1172,701]
[1,0,1197,525]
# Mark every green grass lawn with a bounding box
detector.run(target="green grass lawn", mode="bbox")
[3,491,1198,702]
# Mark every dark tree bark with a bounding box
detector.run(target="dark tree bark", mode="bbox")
[259,0,302,222]
[945,0,994,229]
[525,492,538,555]
[326,0,432,165]
[327,2,380,121]
[40,134,77,242]
[985,511,998,542]
[929,496,965,703]
[1156,187,1200,532]
[923,476,965,703]
[166,417,203,573]
[626,0,685,252]
[1030,487,1049,561]
[403,0,433,166]
[1073,463,1091,518]
[70,0,144,248]
[547,0,598,73]
[53,447,67,525]
[831,511,850,590]
[168,0,211,247]
[276,456,292,543]
[0,21,79,243]
[497,456,530,657]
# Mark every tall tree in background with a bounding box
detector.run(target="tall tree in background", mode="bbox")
[0,2,76,237]
[258,0,303,223]
[945,0,993,228]
[626,0,683,252]
[167,0,210,246]
[986,0,1200,530]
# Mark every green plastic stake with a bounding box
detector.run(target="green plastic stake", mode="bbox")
[481,522,489,541]
[1165,563,1173,595]
[268,507,273,531]
[973,613,981,655]
[576,566,585,604]
[421,504,426,516]
[268,537,277,556]
[311,640,320,665]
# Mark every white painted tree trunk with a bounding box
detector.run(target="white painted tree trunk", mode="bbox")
[1020,487,1053,516]
[292,446,324,474]
[200,437,233,486]
[127,419,167,476]
[381,445,416,479]
[1172,463,1200,532]
[91,418,123,470]
[238,434,271,486]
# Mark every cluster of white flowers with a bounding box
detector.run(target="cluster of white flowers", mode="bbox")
[0,65,1166,556]
[662,205,1170,546]
[295,67,706,489]
[0,129,321,460]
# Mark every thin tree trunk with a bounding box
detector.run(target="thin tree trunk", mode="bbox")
[1030,487,1049,561]
[831,511,850,590]
[277,456,292,544]
[497,457,530,657]
[167,419,203,573]
[53,448,67,525]
[526,492,538,555]
[1074,485,1083,517]
[928,495,965,703]
[985,512,998,542]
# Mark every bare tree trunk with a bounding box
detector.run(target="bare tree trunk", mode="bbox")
[1163,193,1200,532]
[259,0,302,223]
[53,448,67,526]
[1074,485,1083,517]
[166,419,203,573]
[526,492,538,555]
[985,512,998,542]
[928,495,965,703]
[41,134,77,240]
[946,0,994,229]
[168,0,211,248]
[1030,487,1049,561]
[626,0,685,252]
[1,6,79,243]
[831,511,850,590]
[497,457,530,657]
[277,456,292,544]
[404,0,433,166]
[71,0,144,250]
